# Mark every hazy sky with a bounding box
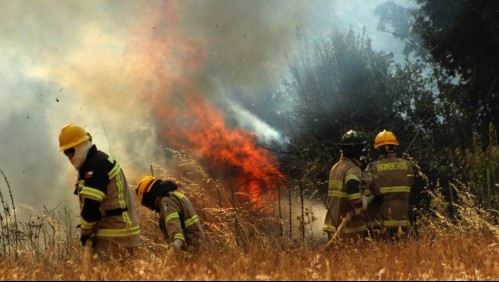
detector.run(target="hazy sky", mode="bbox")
[0,0,412,222]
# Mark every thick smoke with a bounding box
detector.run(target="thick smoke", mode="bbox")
[0,1,160,222]
[0,0,411,222]
[179,0,321,131]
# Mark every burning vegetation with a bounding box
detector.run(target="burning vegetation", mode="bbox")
[124,1,285,215]
[0,0,497,280]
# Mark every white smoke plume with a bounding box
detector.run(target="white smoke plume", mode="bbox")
[0,0,410,223]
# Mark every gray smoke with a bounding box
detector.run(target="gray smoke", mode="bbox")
[0,0,411,223]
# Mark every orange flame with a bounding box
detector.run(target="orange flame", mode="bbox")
[125,1,283,213]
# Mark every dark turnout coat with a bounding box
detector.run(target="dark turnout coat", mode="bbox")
[76,145,141,247]
[366,152,414,229]
[154,191,206,250]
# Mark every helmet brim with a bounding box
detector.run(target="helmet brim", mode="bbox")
[338,141,367,147]
[59,135,90,151]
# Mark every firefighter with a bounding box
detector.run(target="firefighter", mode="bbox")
[136,176,206,253]
[365,130,414,241]
[58,123,141,262]
[323,129,373,242]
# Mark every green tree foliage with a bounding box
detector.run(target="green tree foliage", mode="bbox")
[456,123,499,211]
[281,28,435,193]
[286,28,391,139]
[373,2,499,216]
[412,0,499,143]
[375,2,457,151]
[374,1,419,57]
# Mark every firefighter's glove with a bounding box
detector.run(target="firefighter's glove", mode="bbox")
[354,195,369,215]
[80,233,92,246]
[167,240,183,258]
[171,239,184,250]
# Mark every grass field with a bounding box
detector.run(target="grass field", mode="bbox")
[0,200,497,281]
[0,156,497,281]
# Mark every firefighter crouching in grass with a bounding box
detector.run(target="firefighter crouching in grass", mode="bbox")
[136,176,207,254]
[58,123,141,263]
[365,130,414,241]
[323,130,377,243]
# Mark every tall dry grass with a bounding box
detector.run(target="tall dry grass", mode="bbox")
[0,219,496,280]
[0,148,497,281]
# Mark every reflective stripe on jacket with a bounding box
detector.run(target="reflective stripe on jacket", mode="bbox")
[77,145,141,247]
[156,191,206,249]
[323,156,367,234]
[366,152,414,228]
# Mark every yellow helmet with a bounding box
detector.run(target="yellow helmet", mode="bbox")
[136,176,160,203]
[374,130,399,149]
[58,123,90,151]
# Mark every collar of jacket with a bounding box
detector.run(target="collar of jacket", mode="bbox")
[340,155,363,167]
[144,181,171,211]
[378,151,396,159]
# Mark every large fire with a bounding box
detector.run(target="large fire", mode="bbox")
[125,1,284,213]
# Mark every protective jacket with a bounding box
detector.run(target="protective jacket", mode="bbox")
[323,156,369,235]
[75,145,141,247]
[155,191,206,250]
[366,152,414,229]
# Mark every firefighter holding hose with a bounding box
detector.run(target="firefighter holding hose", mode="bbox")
[323,130,381,244]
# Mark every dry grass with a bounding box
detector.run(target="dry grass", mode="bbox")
[0,186,497,281]
[0,223,497,281]
[0,150,497,280]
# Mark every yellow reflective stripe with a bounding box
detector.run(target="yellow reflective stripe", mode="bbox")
[80,187,105,201]
[172,191,184,199]
[323,225,336,232]
[165,212,179,224]
[122,209,133,229]
[329,179,342,190]
[366,220,381,227]
[380,186,411,193]
[108,162,120,180]
[173,233,185,242]
[345,175,360,183]
[328,190,348,197]
[106,160,126,209]
[376,162,408,171]
[80,217,97,229]
[115,169,126,209]
[184,215,199,228]
[344,225,367,233]
[348,193,361,201]
[384,220,410,227]
[95,225,141,237]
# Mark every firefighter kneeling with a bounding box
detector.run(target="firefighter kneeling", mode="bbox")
[136,176,207,254]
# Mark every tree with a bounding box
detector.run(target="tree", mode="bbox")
[373,0,499,218]
[412,0,499,145]
[281,28,430,191]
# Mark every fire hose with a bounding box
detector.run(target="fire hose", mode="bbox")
[324,194,374,250]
